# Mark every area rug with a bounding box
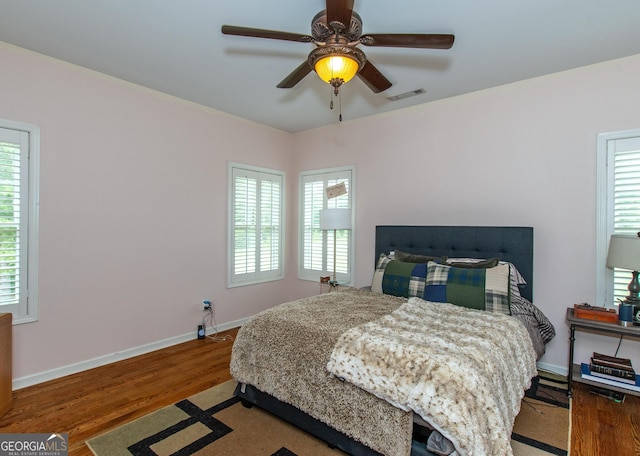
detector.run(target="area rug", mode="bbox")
[87,372,570,456]
[513,370,570,456]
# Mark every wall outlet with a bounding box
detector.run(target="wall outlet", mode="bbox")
[202,300,212,310]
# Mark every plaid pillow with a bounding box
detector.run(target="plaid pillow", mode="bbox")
[424,261,511,315]
[371,253,428,298]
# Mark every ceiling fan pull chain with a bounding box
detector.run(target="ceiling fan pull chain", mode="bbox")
[329,86,334,110]
[339,91,343,122]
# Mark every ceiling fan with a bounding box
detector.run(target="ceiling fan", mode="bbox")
[221,0,455,96]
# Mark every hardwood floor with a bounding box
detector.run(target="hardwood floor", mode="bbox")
[0,326,638,456]
[571,382,640,456]
[0,328,238,456]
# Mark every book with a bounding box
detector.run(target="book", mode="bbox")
[581,363,640,392]
[590,359,635,377]
[590,357,635,373]
[588,364,637,384]
[592,352,633,369]
[591,352,635,381]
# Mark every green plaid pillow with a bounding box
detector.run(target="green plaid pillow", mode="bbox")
[424,261,511,315]
[371,253,428,298]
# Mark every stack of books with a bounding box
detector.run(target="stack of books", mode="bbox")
[581,352,640,392]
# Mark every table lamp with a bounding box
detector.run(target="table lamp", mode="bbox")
[606,233,640,326]
[319,208,351,288]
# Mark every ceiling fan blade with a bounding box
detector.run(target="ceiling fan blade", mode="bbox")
[277,61,312,88]
[326,0,354,29]
[360,34,455,49]
[221,25,314,43]
[357,61,392,93]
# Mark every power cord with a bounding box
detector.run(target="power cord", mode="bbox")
[613,334,623,357]
[201,302,233,343]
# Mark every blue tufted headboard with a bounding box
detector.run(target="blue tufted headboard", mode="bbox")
[375,226,534,302]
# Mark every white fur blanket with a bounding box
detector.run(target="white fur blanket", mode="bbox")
[327,297,538,456]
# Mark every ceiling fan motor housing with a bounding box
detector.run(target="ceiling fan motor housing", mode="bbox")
[311,10,363,42]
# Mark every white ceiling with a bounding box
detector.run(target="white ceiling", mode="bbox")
[1,0,640,133]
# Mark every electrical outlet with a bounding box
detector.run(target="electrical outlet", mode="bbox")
[202,300,212,311]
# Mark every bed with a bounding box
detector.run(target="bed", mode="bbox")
[231,226,555,456]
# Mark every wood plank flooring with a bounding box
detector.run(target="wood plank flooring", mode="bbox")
[571,382,640,455]
[0,326,638,456]
[0,328,238,456]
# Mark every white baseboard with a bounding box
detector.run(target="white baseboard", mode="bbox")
[14,318,569,390]
[13,317,249,390]
[537,361,569,377]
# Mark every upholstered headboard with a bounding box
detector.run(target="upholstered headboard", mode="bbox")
[375,226,534,301]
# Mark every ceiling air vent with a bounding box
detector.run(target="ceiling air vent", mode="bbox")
[386,89,426,101]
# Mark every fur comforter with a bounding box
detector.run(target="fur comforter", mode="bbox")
[327,297,538,456]
[231,289,538,456]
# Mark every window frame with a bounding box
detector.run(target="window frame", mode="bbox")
[298,165,355,284]
[0,119,40,324]
[227,162,285,288]
[595,128,640,308]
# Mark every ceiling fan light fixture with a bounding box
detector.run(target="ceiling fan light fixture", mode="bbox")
[309,46,366,95]
[314,54,359,85]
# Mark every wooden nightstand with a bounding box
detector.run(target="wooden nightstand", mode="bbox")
[566,307,640,398]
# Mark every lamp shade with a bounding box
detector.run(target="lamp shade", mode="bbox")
[606,234,640,271]
[319,208,352,231]
[314,55,359,84]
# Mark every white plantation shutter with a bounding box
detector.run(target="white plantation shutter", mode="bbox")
[597,130,640,307]
[610,139,640,303]
[0,137,22,307]
[0,122,39,323]
[229,164,284,287]
[302,179,325,272]
[233,173,257,276]
[299,167,354,283]
[260,178,281,272]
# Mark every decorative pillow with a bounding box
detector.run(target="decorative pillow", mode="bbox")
[371,253,428,298]
[395,249,446,264]
[447,257,527,299]
[447,258,526,285]
[424,261,511,315]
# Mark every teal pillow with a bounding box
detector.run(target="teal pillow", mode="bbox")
[424,261,511,315]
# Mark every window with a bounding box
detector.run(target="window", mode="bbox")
[299,166,354,284]
[228,163,284,287]
[0,120,39,324]
[596,129,640,307]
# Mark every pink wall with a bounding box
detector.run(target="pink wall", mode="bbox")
[2,39,640,382]
[291,54,640,371]
[0,42,296,382]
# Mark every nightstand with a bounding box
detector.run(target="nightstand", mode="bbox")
[566,307,640,397]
